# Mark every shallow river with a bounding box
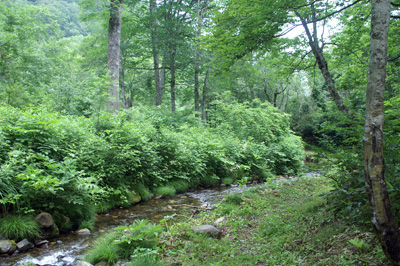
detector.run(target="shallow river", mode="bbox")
[1,184,258,266]
[2,173,319,266]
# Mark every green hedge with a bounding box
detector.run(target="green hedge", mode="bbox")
[0,102,304,230]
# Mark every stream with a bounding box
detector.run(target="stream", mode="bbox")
[1,184,260,266]
[1,173,319,266]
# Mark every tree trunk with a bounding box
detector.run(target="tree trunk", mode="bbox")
[107,0,122,113]
[201,68,210,124]
[120,56,129,109]
[194,0,203,117]
[160,48,168,103]
[249,84,255,101]
[364,0,400,264]
[170,45,177,113]
[150,0,162,106]
[296,10,349,114]
[194,50,200,116]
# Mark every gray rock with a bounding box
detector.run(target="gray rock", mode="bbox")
[95,262,109,266]
[41,223,60,239]
[76,229,91,235]
[75,262,93,266]
[192,225,222,239]
[0,240,17,255]
[34,239,49,246]
[34,239,49,249]
[17,239,34,252]
[114,261,128,266]
[35,212,54,228]
[215,217,225,224]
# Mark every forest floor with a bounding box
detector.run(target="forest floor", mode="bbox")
[158,175,389,265]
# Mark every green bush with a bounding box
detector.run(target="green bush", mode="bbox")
[0,215,41,241]
[0,103,304,229]
[200,174,220,188]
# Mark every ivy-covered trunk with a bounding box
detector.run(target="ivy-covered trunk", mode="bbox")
[364,0,400,264]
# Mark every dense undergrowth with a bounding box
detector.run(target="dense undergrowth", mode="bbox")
[0,100,304,236]
[300,96,400,227]
[83,176,388,265]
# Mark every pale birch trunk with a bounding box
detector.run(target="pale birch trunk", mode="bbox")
[364,0,400,264]
[107,0,122,113]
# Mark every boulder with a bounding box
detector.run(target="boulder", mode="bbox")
[75,262,93,266]
[35,212,54,228]
[34,239,49,249]
[192,225,222,239]
[41,223,60,239]
[76,229,91,235]
[16,239,34,252]
[35,213,59,239]
[0,240,17,255]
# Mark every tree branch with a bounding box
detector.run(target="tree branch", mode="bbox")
[304,0,363,24]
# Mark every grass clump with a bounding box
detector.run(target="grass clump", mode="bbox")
[79,219,95,231]
[0,215,41,241]
[154,186,176,198]
[84,220,162,265]
[221,177,234,185]
[136,183,153,201]
[168,180,190,193]
[84,232,120,265]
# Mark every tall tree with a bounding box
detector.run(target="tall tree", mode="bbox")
[295,5,349,113]
[149,0,162,106]
[107,0,123,113]
[363,0,400,264]
[209,0,359,113]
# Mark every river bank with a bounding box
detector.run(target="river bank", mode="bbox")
[158,176,387,265]
[1,182,259,266]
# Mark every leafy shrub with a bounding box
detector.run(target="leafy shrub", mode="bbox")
[114,220,163,257]
[0,215,41,241]
[324,157,370,225]
[0,103,304,228]
[200,174,220,188]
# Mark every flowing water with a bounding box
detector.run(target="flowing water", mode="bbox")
[1,184,261,266]
[2,173,320,266]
